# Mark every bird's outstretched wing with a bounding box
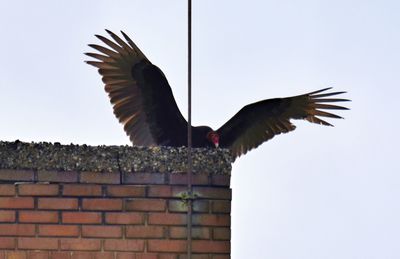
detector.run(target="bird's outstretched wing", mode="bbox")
[217,88,350,159]
[86,30,187,146]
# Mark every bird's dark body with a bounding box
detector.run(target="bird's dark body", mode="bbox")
[86,30,349,160]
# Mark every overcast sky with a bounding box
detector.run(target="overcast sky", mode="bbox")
[1,0,399,258]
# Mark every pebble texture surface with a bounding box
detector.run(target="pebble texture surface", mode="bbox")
[0,140,232,174]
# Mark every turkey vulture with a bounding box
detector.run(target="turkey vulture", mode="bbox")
[86,30,349,160]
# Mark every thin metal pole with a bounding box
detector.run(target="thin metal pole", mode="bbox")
[187,0,193,258]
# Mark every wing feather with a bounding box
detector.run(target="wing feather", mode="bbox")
[217,88,350,159]
[86,30,187,146]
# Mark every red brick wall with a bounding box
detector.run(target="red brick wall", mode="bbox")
[0,169,231,258]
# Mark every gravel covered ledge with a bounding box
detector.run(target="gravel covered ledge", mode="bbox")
[0,140,232,183]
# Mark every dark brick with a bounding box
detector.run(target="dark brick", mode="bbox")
[210,175,230,186]
[169,227,210,240]
[211,200,231,213]
[192,214,230,227]
[193,187,231,200]
[213,228,230,240]
[38,170,78,183]
[192,240,230,253]
[0,169,34,181]
[169,173,209,185]
[80,171,120,184]
[124,173,165,184]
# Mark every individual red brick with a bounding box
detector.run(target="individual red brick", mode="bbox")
[169,173,209,185]
[0,251,3,259]
[107,185,145,197]
[19,211,58,223]
[18,184,59,196]
[38,198,78,210]
[147,185,172,197]
[38,170,78,183]
[104,239,144,251]
[105,212,144,225]
[4,251,26,259]
[125,199,166,211]
[0,197,34,209]
[28,251,49,259]
[192,187,231,200]
[211,200,231,213]
[62,212,102,224]
[82,198,123,211]
[38,225,79,237]
[147,240,186,253]
[192,214,230,227]
[126,226,165,238]
[50,252,71,259]
[0,210,15,222]
[210,175,230,186]
[18,237,58,250]
[80,172,120,184]
[124,173,165,184]
[168,227,210,240]
[0,169,34,181]
[148,213,186,225]
[62,185,102,196]
[213,228,230,240]
[192,240,230,253]
[82,225,122,238]
[0,184,16,196]
[0,237,15,249]
[71,252,114,259]
[60,238,101,251]
[0,224,35,236]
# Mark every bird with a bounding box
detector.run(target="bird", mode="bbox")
[86,30,350,160]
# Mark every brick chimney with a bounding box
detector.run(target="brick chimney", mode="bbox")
[0,140,232,258]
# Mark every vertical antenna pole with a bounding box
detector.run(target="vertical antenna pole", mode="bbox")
[187,0,193,258]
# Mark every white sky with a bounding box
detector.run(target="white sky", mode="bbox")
[1,0,399,258]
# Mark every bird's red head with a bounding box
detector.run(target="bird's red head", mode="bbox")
[207,131,220,148]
